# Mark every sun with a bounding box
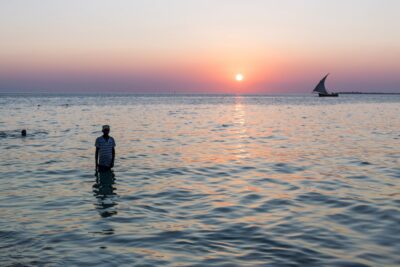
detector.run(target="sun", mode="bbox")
[235,73,244,82]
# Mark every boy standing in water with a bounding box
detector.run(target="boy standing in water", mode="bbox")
[95,125,116,173]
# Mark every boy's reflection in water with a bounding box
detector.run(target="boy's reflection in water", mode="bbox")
[93,168,118,218]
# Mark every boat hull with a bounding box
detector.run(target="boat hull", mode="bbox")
[319,93,338,97]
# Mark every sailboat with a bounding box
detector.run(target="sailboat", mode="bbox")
[313,74,338,97]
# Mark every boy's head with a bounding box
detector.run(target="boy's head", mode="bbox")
[102,125,110,135]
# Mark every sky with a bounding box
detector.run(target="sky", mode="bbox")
[0,0,399,93]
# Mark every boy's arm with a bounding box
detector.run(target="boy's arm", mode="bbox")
[95,147,99,171]
[111,147,115,168]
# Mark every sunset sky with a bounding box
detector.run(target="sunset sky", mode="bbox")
[0,0,399,93]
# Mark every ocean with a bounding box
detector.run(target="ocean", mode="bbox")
[0,94,399,266]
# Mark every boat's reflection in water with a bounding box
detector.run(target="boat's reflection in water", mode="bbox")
[93,169,118,218]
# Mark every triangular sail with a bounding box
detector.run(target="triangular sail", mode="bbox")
[313,74,329,94]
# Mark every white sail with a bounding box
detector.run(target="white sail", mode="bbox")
[313,74,329,94]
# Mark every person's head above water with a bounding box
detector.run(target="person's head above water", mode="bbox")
[102,125,110,136]
[21,129,27,137]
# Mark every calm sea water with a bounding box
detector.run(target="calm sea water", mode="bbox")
[0,94,399,266]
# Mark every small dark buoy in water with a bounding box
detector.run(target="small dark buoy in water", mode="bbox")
[21,129,27,137]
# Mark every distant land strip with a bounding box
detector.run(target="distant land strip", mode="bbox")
[338,92,400,95]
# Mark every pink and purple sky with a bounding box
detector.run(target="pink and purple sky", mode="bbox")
[0,0,399,93]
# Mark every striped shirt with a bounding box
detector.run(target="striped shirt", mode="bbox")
[95,136,116,167]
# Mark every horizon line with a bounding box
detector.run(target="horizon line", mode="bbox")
[1,91,400,96]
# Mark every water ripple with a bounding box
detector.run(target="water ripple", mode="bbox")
[1,95,400,266]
